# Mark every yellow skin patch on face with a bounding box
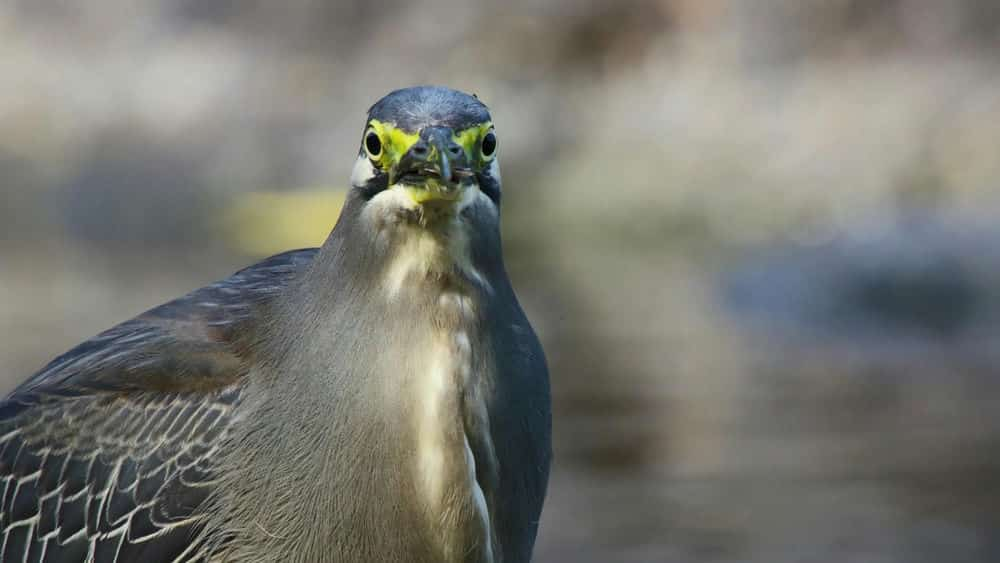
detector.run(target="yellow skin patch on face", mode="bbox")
[367,119,494,171]
[368,119,421,169]
[452,122,494,165]
[366,120,495,207]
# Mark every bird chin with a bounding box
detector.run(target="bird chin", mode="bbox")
[401,178,462,204]
[368,183,468,228]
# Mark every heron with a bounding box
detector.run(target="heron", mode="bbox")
[0,86,551,563]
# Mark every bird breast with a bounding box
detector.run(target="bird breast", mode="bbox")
[372,220,497,562]
[408,284,497,563]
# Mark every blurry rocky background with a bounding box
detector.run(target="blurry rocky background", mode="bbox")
[2,1,1000,561]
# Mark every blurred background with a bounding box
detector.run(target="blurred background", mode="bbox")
[2,1,1000,561]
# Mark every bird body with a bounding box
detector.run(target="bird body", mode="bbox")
[0,87,551,562]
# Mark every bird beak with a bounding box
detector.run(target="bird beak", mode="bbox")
[390,127,470,205]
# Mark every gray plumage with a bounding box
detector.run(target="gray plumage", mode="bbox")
[0,86,551,562]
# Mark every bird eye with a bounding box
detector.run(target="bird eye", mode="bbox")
[481,131,497,159]
[364,130,382,159]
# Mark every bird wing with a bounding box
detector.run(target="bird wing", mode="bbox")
[0,249,316,562]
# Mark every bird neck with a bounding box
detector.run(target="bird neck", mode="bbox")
[228,194,504,561]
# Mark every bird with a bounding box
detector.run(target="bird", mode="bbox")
[0,86,551,563]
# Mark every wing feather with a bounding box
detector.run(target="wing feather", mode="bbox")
[0,249,316,562]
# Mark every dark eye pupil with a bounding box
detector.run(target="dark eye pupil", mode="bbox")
[481,132,497,157]
[365,132,382,156]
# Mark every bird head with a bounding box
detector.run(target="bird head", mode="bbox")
[349,86,501,224]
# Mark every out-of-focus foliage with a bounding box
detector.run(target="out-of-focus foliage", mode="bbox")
[2,1,1000,561]
[222,190,346,256]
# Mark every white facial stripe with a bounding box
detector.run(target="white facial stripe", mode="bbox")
[350,155,377,186]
